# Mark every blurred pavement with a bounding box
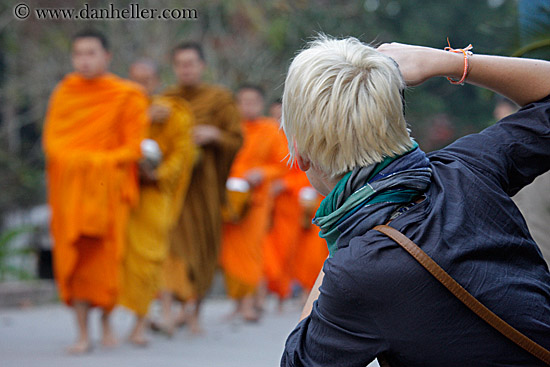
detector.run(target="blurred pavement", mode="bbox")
[0,297,380,367]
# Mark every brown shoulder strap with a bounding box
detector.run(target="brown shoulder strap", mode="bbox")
[373,224,550,365]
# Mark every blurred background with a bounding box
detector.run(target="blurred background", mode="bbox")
[0,0,548,314]
[0,1,549,366]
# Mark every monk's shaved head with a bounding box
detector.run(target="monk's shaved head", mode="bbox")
[172,41,205,87]
[172,41,204,61]
[129,59,160,95]
[237,85,265,121]
[72,29,109,50]
[71,29,111,79]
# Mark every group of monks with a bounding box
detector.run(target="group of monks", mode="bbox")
[42,29,327,354]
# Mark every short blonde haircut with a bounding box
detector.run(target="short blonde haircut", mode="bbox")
[282,36,413,178]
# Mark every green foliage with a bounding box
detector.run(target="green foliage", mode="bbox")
[0,0,546,214]
[245,0,519,148]
[0,150,45,220]
[514,0,550,59]
[0,226,35,281]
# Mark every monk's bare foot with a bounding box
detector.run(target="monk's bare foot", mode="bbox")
[241,296,260,323]
[100,310,118,348]
[188,314,204,335]
[243,312,260,323]
[66,339,92,355]
[222,309,240,322]
[277,299,285,313]
[174,312,189,329]
[101,332,118,348]
[149,319,162,332]
[242,306,260,323]
[128,334,149,347]
[128,317,149,347]
[149,320,174,338]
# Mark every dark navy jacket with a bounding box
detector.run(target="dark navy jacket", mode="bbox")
[281,95,550,367]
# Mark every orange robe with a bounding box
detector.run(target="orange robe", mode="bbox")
[292,195,329,291]
[119,96,196,317]
[220,118,288,299]
[263,162,310,299]
[43,72,148,310]
[162,84,242,301]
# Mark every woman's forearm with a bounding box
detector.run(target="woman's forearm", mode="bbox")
[378,43,550,106]
[458,53,550,106]
[300,268,325,321]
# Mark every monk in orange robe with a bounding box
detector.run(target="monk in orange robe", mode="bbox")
[268,98,282,122]
[292,194,329,294]
[263,163,311,308]
[220,85,288,321]
[260,100,308,310]
[118,60,196,346]
[153,42,242,335]
[43,30,148,354]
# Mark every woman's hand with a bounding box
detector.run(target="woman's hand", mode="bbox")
[376,43,462,87]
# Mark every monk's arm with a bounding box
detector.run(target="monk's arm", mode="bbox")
[106,90,149,164]
[377,43,550,106]
[213,94,243,155]
[156,103,197,190]
[257,131,289,182]
[42,88,63,160]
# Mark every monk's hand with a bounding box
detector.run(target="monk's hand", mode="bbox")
[270,179,286,196]
[149,104,171,123]
[139,160,158,184]
[193,124,222,146]
[376,43,454,87]
[245,169,264,188]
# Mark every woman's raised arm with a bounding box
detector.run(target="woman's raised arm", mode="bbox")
[377,42,550,107]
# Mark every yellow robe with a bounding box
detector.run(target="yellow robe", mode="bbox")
[161,84,242,301]
[119,96,196,316]
[43,72,148,310]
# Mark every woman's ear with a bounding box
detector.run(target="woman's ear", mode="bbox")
[296,153,311,172]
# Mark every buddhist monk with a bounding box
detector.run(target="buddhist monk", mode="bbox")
[118,60,196,346]
[292,193,329,300]
[259,100,305,312]
[262,147,328,310]
[269,98,282,122]
[220,85,288,321]
[43,29,149,354]
[153,42,242,335]
[262,163,310,311]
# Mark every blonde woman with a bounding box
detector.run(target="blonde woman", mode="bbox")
[281,36,550,366]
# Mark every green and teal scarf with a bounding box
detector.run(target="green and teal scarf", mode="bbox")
[313,143,432,256]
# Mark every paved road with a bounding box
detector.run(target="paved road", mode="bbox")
[0,298,380,367]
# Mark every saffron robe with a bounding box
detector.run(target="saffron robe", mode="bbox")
[119,96,196,316]
[263,159,310,299]
[220,118,288,298]
[292,195,329,291]
[162,84,242,300]
[43,72,148,309]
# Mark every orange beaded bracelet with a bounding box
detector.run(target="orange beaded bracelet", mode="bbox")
[444,38,473,85]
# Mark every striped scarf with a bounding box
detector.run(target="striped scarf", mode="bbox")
[313,143,432,256]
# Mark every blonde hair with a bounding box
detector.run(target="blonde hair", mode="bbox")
[282,36,413,178]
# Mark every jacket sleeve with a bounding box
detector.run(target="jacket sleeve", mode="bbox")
[281,255,384,367]
[435,94,550,196]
